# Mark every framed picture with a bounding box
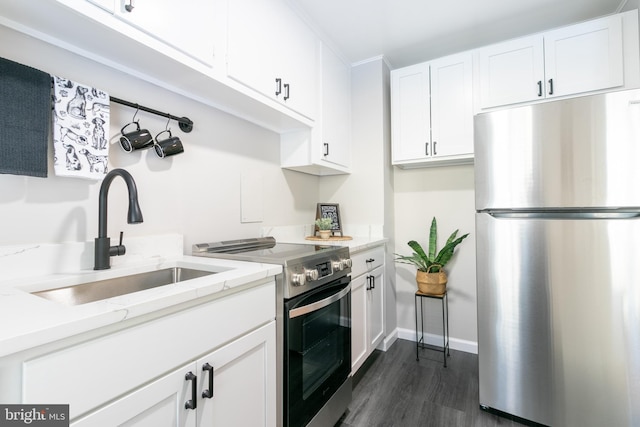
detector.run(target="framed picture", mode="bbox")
[316,203,343,236]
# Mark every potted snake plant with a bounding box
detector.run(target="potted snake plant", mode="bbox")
[395,217,469,295]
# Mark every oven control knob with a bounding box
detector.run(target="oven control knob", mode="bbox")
[332,260,344,271]
[343,258,352,269]
[305,269,319,281]
[291,273,306,286]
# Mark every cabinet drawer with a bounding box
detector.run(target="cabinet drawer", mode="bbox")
[23,281,275,420]
[351,246,384,278]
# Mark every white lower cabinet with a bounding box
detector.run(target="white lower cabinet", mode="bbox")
[196,322,275,427]
[71,361,194,426]
[21,281,276,426]
[71,322,275,427]
[351,274,368,370]
[350,246,385,374]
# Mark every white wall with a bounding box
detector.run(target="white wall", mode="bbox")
[393,164,477,351]
[623,0,640,12]
[0,25,319,251]
[319,60,386,227]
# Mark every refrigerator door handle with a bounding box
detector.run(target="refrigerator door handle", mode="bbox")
[486,211,640,220]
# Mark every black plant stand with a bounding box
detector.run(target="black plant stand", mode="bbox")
[415,290,450,367]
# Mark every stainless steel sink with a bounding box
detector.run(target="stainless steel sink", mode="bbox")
[32,267,215,305]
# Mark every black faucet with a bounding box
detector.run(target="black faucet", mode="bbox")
[94,168,144,270]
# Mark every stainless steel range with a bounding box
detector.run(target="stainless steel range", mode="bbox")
[193,237,353,427]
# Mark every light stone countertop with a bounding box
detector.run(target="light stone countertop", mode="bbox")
[0,231,386,359]
[282,236,388,253]
[0,235,281,358]
[260,224,388,253]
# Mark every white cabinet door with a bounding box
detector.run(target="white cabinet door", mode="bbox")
[277,3,318,119]
[72,323,276,427]
[279,42,350,175]
[478,35,544,109]
[198,322,276,427]
[319,43,351,168]
[544,14,623,98]
[479,14,626,109]
[227,0,317,119]
[391,55,473,166]
[112,0,216,65]
[430,52,473,158]
[227,0,279,99]
[350,246,385,374]
[391,62,430,163]
[367,266,385,351]
[351,274,368,373]
[71,362,196,427]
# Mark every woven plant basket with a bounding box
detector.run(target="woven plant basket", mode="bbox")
[416,265,447,295]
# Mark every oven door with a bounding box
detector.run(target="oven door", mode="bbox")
[284,275,351,427]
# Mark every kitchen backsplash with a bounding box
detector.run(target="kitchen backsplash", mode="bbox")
[260,224,384,241]
[0,234,183,284]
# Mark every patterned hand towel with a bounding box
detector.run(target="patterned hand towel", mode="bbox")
[0,57,51,178]
[52,76,110,179]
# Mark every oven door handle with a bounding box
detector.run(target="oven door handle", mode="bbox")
[289,284,351,319]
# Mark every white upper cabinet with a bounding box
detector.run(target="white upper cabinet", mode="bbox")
[317,43,351,169]
[479,13,629,109]
[0,0,318,133]
[544,15,623,98]
[391,62,431,163]
[478,35,545,108]
[227,0,318,120]
[82,0,217,66]
[280,42,351,175]
[110,0,217,66]
[430,53,474,158]
[227,0,280,100]
[391,52,473,167]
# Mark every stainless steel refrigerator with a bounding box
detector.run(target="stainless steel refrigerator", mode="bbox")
[475,89,640,427]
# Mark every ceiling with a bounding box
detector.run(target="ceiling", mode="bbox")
[290,0,628,69]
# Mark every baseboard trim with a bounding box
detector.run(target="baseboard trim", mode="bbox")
[377,329,398,351]
[396,327,478,354]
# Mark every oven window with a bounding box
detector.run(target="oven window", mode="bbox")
[293,302,343,399]
[286,281,351,427]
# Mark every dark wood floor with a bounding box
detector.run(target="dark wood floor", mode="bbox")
[336,339,523,427]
